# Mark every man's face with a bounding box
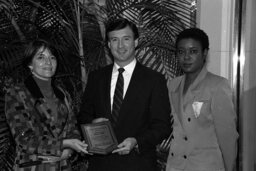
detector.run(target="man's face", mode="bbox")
[176,38,207,76]
[29,47,57,80]
[108,26,138,67]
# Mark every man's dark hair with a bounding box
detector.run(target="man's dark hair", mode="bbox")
[175,28,209,51]
[105,18,139,41]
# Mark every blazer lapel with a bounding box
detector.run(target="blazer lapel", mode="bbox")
[170,76,184,126]
[24,75,65,138]
[186,66,208,102]
[24,75,44,99]
[34,99,58,137]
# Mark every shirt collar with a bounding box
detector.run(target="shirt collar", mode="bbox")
[113,58,137,75]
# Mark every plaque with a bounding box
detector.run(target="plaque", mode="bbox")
[80,121,118,154]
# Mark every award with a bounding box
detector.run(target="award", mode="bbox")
[80,121,118,154]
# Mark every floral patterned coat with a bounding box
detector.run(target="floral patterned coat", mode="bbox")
[5,76,80,171]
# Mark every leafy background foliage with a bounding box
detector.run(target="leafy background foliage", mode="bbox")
[0,0,196,170]
[106,0,196,78]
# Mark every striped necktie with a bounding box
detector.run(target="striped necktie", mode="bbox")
[112,68,125,125]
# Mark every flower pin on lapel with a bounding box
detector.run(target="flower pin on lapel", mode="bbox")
[192,101,203,118]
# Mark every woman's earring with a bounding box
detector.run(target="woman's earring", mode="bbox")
[28,66,33,72]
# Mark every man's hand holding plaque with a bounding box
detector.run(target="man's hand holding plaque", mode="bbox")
[80,118,118,155]
[112,137,137,155]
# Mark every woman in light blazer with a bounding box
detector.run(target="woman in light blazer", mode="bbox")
[166,28,238,171]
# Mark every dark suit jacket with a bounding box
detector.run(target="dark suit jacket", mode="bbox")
[78,62,172,171]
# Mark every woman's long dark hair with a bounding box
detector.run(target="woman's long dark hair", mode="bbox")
[23,39,59,68]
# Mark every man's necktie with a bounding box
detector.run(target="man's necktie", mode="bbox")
[112,68,125,125]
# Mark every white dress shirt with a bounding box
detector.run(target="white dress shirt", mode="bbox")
[110,59,136,111]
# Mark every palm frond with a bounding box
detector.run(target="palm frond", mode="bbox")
[105,0,196,79]
[0,0,198,170]
[0,90,16,171]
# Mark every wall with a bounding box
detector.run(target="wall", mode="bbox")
[197,0,234,81]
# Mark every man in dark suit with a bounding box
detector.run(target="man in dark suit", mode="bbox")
[78,18,172,171]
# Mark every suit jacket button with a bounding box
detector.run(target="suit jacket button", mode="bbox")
[184,136,188,141]
[188,118,191,122]
[171,153,174,156]
[183,155,187,159]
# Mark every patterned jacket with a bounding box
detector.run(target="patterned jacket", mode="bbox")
[5,75,80,170]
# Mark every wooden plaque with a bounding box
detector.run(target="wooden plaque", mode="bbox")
[80,121,118,154]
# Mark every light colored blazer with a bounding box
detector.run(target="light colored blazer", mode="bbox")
[166,67,238,171]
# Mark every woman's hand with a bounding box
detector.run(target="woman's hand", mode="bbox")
[63,139,89,154]
[61,149,73,160]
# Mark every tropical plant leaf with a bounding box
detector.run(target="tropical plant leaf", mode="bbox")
[0,88,16,171]
[0,0,197,170]
[105,0,196,79]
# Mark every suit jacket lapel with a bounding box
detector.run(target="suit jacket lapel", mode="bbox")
[103,65,113,119]
[116,63,142,124]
